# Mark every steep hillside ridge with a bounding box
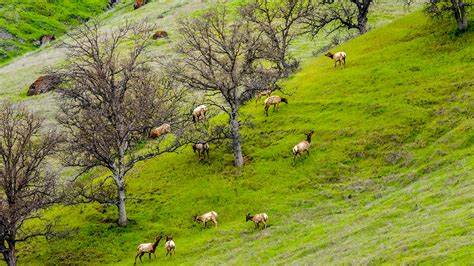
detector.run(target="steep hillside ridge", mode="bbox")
[18,11,473,265]
[0,0,109,64]
[0,0,207,118]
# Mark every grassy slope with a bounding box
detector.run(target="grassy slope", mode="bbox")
[0,0,110,64]
[17,11,474,265]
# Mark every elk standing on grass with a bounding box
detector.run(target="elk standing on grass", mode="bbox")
[264,95,288,116]
[192,105,208,123]
[292,130,314,162]
[192,141,209,160]
[255,89,272,105]
[165,235,176,257]
[193,211,218,228]
[246,213,268,229]
[134,235,162,264]
[325,51,346,68]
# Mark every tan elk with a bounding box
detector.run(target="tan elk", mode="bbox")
[292,130,314,162]
[325,51,346,68]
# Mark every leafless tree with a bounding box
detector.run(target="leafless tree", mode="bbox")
[240,0,315,76]
[426,0,471,31]
[304,0,374,36]
[172,7,274,167]
[0,102,63,266]
[56,21,190,226]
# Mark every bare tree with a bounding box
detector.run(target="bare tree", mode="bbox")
[172,7,273,167]
[240,0,314,76]
[0,102,63,266]
[426,0,471,31]
[305,0,374,36]
[56,21,189,226]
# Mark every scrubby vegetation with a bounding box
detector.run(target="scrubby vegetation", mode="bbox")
[0,0,109,64]
[10,9,473,265]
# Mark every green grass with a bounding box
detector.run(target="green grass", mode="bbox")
[0,0,110,64]
[12,10,474,265]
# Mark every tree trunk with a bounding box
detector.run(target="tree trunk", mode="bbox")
[229,111,244,167]
[116,178,127,227]
[2,242,16,266]
[6,249,16,266]
[458,0,468,31]
[357,15,368,34]
[450,0,468,31]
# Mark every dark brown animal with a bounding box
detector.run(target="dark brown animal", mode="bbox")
[153,31,169,39]
[27,75,61,96]
[134,0,146,9]
[40,34,55,46]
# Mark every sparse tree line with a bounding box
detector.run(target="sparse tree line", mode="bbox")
[1,0,471,265]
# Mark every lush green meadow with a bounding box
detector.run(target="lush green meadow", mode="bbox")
[11,9,473,265]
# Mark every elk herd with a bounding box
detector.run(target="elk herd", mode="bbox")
[134,211,268,263]
[147,51,346,164]
[135,51,345,262]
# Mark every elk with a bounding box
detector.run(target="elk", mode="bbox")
[246,213,268,229]
[292,130,314,162]
[134,235,162,264]
[255,89,272,105]
[192,141,209,160]
[192,105,208,123]
[193,211,218,228]
[325,51,346,68]
[264,95,288,116]
[149,123,171,139]
[165,235,176,257]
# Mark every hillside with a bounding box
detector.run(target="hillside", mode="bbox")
[0,0,110,64]
[13,9,474,265]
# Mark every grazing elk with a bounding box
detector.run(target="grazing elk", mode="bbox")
[246,213,268,229]
[193,211,218,228]
[264,95,288,116]
[192,105,208,123]
[325,51,346,68]
[192,141,209,160]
